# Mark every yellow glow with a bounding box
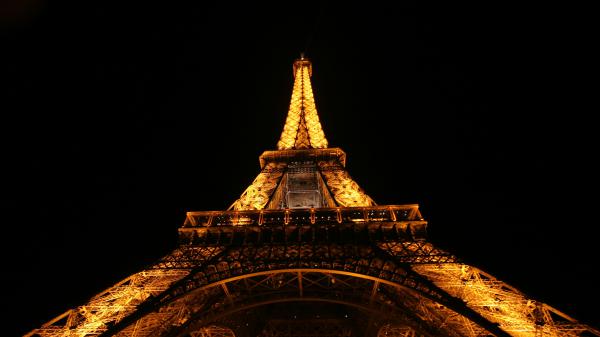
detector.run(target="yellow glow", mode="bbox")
[277,59,328,150]
[413,264,585,336]
[25,247,225,337]
[230,162,286,210]
[319,160,375,207]
[27,268,190,336]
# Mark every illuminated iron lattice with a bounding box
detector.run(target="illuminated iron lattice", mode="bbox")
[413,264,592,337]
[277,57,328,150]
[318,160,376,207]
[230,162,286,210]
[26,57,599,337]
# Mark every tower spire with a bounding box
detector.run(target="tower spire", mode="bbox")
[277,56,328,150]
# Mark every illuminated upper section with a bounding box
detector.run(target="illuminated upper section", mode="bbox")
[277,56,329,150]
[229,57,375,211]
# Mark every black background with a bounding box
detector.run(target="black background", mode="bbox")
[2,2,597,336]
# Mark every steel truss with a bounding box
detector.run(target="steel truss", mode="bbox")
[32,237,524,336]
[230,159,375,210]
[25,57,599,337]
[277,57,328,150]
[27,214,600,337]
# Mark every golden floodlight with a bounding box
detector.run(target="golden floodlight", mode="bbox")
[277,57,328,150]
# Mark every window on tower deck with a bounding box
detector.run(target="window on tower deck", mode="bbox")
[285,161,323,209]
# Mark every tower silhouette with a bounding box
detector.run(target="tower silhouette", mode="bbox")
[26,57,599,337]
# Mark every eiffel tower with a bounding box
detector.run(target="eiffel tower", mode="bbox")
[26,56,599,337]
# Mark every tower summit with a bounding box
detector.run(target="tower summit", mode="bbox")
[277,56,328,150]
[26,58,599,337]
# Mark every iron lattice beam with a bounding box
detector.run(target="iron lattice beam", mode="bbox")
[99,243,508,337]
[165,271,467,337]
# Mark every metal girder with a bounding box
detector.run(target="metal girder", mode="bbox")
[184,205,423,227]
[152,243,464,305]
[28,236,599,337]
[179,205,431,247]
[154,269,508,337]
[370,244,512,337]
[413,263,599,337]
[317,160,376,207]
[98,243,514,337]
[259,148,347,169]
[178,224,432,252]
[377,241,456,264]
[25,267,192,337]
[164,273,450,337]
[154,246,226,269]
[230,162,287,211]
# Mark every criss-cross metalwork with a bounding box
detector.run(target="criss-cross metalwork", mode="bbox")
[26,57,599,337]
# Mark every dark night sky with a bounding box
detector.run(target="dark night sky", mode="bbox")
[2,2,597,336]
